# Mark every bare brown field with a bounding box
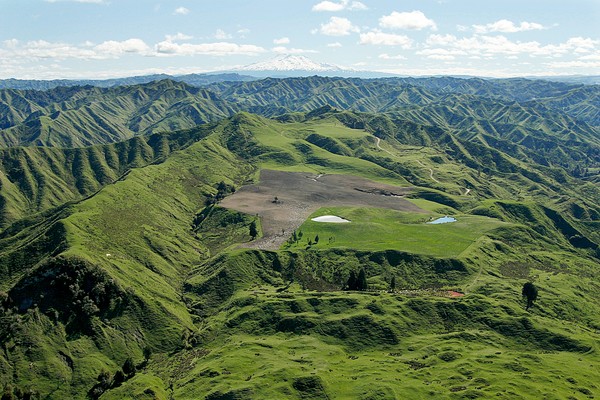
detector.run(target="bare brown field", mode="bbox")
[220,169,425,250]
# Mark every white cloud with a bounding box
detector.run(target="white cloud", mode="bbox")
[379,11,436,31]
[237,28,251,38]
[272,46,317,54]
[579,52,600,61]
[214,29,232,40]
[0,39,150,61]
[313,1,345,11]
[165,33,193,42]
[319,17,359,36]
[10,40,100,60]
[426,34,457,46]
[547,60,600,69]
[312,0,367,12]
[359,31,412,48]
[417,48,466,60]
[155,41,265,56]
[420,34,599,59]
[564,37,598,53]
[378,53,406,60]
[0,37,266,61]
[3,39,19,49]
[348,1,368,11]
[427,54,455,61]
[473,19,545,34]
[173,6,189,15]
[273,37,290,45]
[94,38,151,56]
[327,42,343,47]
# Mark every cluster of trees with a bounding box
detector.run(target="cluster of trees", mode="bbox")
[285,230,325,247]
[205,181,235,206]
[5,258,128,335]
[345,268,368,291]
[194,181,237,230]
[1,386,38,400]
[89,348,151,399]
[288,230,303,244]
[307,235,319,246]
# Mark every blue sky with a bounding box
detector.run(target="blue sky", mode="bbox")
[0,0,598,79]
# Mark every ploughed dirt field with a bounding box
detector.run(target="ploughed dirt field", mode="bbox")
[220,169,426,250]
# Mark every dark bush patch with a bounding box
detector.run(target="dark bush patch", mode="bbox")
[292,376,329,399]
[320,314,398,349]
[205,388,254,400]
[365,302,385,315]
[277,316,316,333]
[438,352,461,362]
[359,386,397,400]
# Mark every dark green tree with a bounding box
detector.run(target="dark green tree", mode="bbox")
[143,346,152,362]
[97,370,112,389]
[249,220,258,240]
[122,357,136,377]
[346,270,358,291]
[390,276,396,292]
[522,282,538,310]
[22,388,37,400]
[112,370,125,387]
[357,268,368,291]
[1,385,15,400]
[314,235,319,244]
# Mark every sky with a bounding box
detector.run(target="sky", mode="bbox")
[0,0,599,79]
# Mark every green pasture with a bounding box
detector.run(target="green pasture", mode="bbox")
[284,207,508,257]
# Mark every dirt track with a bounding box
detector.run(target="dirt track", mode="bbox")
[220,169,425,250]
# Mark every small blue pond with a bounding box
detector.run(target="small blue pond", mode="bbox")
[428,216,457,224]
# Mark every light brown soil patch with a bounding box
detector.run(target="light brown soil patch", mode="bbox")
[220,169,425,250]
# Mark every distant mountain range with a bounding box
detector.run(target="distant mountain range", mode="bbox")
[3,55,598,91]
[0,72,257,91]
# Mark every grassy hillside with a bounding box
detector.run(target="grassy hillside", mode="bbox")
[0,80,237,147]
[0,107,598,399]
[0,123,220,228]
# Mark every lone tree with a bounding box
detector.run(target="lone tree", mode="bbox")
[143,346,153,362]
[122,357,136,377]
[357,268,368,291]
[389,276,396,292]
[249,220,258,240]
[346,270,358,291]
[113,370,125,386]
[522,282,538,310]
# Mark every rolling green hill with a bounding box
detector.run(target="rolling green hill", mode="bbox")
[0,78,599,399]
[0,80,237,147]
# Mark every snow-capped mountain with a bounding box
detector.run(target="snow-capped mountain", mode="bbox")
[237,55,346,73]
[227,55,397,78]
